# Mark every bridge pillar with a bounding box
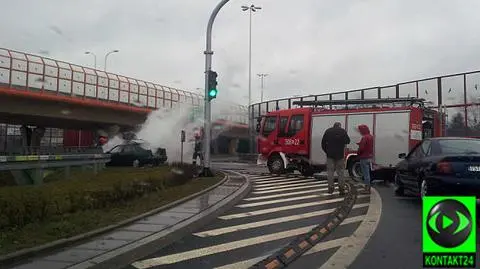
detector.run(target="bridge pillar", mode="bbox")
[20,125,32,152]
[31,127,45,150]
[19,125,45,154]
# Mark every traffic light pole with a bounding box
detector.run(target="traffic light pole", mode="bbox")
[202,0,231,177]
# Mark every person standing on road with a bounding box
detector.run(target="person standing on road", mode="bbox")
[357,124,374,194]
[321,122,350,195]
[192,128,204,166]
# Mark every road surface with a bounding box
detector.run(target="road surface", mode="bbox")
[124,163,370,268]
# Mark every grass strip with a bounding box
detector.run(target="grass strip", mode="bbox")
[0,172,222,255]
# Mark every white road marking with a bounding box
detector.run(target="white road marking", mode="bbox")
[244,188,337,201]
[253,184,330,195]
[196,208,331,237]
[130,225,316,268]
[249,175,280,180]
[236,194,321,208]
[213,213,368,269]
[318,187,382,269]
[254,181,329,191]
[196,204,369,238]
[252,176,304,184]
[220,197,344,220]
[253,178,317,188]
[304,237,347,255]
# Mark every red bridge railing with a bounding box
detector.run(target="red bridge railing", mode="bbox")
[0,48,249,124]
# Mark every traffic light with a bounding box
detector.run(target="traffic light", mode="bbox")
[208,70,218,101]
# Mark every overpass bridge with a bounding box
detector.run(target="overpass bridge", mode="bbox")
[0,48,248,155]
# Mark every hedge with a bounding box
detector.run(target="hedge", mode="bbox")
[0,163,198,230]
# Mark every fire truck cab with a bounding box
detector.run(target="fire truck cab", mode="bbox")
[255,98,444,181]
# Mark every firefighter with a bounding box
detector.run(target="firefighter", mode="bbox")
[192,128,204,166]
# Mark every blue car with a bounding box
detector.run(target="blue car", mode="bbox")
[394,137,480,203]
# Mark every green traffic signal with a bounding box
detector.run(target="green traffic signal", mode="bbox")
[208,88,218,97]
[208,70,218,101]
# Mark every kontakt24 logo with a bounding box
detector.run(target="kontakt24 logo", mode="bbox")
[423,196,477,268]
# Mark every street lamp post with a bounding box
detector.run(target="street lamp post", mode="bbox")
[84,51,97,69]
[202,0,231,177]
[104,49,119,72]
[257,73,268,102]
[241,4,262,107]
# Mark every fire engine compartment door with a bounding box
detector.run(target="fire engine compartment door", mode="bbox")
[375,111,410,168]
[310,115,345,165]
[346,113,374,153]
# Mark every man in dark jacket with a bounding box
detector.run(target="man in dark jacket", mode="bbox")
[321,122,350,194]
[357,124,374,193]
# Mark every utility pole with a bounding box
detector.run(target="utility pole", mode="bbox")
[201,0,231,177]
[84,51,97,69]
[257,73,268,102]
[241,4,262,107]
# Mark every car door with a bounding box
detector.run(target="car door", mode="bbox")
[404,140,431,192]
[107,145,123,166]
[134,144,152,163]
[120,144,136,166]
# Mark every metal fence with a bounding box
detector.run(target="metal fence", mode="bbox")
[249,70,480,152]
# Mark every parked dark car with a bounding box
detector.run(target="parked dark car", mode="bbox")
[394,137,480,201]
[106,140,167,167]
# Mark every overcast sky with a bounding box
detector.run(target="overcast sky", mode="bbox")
[2,0,480,106]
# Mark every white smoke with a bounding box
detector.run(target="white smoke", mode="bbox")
[102,136,124,153]
[101,100,244,163]
[136,104,200,163]
[101,58,249,162]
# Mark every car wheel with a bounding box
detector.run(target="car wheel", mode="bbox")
[394,172,405,196]
[267,155,285,175]
[420,179,429,199]
[133,159,140,168]
[348,160,363,182]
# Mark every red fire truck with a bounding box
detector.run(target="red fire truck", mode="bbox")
[255,98,445,181]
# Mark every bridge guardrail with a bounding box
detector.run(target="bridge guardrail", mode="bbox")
[0,153,111,171]
[0,146,104,156]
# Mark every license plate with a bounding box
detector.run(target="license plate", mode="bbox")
[467,165,480,172]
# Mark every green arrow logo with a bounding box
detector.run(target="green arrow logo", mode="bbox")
[442,215,453,229]
[428,211,441,233]
[454,211,470,235]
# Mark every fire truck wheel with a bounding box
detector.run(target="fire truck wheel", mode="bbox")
[267,155,285,175]
[393,172,404,196]
[347,160,362,182]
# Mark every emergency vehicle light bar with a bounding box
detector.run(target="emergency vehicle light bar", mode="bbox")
[292,97,426,107]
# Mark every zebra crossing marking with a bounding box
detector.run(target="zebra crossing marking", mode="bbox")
[129,171,371,269]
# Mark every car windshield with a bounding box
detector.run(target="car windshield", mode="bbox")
[109,145,123,153]
[135,142,150,150]
[438,139,480,155]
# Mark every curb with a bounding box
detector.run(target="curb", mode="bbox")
[0,171,230,267]
[69,170,252,269]
[249,181,358,269]
[318,187,381,269]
